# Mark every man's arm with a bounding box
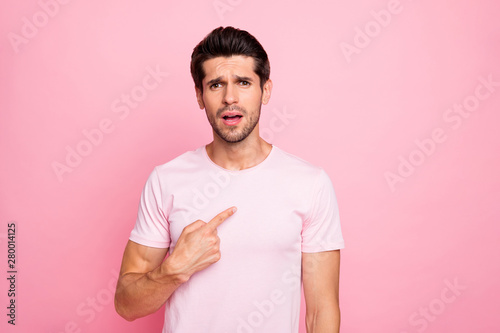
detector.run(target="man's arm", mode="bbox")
[302,250,341,333]
[115,206,237,321]
[114,240,178,321]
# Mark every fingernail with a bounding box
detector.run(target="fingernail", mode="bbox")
[232,207,237,213]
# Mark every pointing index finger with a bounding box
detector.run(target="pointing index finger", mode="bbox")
[207,206,237,229]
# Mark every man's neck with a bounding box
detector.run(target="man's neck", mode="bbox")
[205,137,272,171]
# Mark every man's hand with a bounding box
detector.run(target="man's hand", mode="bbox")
[156,206,237,283]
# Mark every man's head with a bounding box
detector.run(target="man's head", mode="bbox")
[190,27,272,144]
[190,26,270,93]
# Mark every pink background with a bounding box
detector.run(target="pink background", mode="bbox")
[1,0,499,332]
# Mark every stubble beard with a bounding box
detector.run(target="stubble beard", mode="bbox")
[207,105,261,143]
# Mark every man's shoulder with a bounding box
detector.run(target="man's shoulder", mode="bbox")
[272,145,324,178]
[154,145,205,173]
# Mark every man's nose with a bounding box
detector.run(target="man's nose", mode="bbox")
[223,83,238,105]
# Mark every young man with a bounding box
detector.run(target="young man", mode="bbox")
[115,26,345,332]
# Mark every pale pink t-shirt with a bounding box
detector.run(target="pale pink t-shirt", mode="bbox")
[129,144,344,333]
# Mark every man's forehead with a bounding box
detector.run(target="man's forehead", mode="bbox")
[202,56,257,80]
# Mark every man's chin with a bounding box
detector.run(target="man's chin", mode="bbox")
[211,119,258,144]
[213,129,248,144]
[219,135,247,144]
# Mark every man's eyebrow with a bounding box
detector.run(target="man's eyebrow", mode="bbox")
[206,76,223,87]
[206,75,254,87]
[234,75,253,82]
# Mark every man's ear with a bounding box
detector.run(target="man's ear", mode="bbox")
[261,79,273,105]
[195,87,205,109]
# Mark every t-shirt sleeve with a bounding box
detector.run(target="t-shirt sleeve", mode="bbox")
[301,168,345,252]
[129,167,171,249]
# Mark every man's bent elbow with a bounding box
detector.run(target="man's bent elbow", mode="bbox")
[114,295,137,322]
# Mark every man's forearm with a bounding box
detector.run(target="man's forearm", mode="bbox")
[114,262,187,321]
[306,306,340,333]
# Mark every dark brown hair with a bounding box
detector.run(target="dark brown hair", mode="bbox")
[190,26,270,93]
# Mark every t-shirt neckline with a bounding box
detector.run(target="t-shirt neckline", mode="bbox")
[202,144,276,174]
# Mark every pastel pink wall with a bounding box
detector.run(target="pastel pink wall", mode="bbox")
[1,0,499,332]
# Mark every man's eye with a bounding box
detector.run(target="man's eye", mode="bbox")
[210,83,222,89]
[240,81,250,86]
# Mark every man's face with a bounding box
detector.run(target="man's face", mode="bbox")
[196,55,272,144]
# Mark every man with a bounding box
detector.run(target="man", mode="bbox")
[115,26,345,332]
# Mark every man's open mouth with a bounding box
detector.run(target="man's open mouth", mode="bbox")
[221,113,243,126]
[222,115,243,120]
